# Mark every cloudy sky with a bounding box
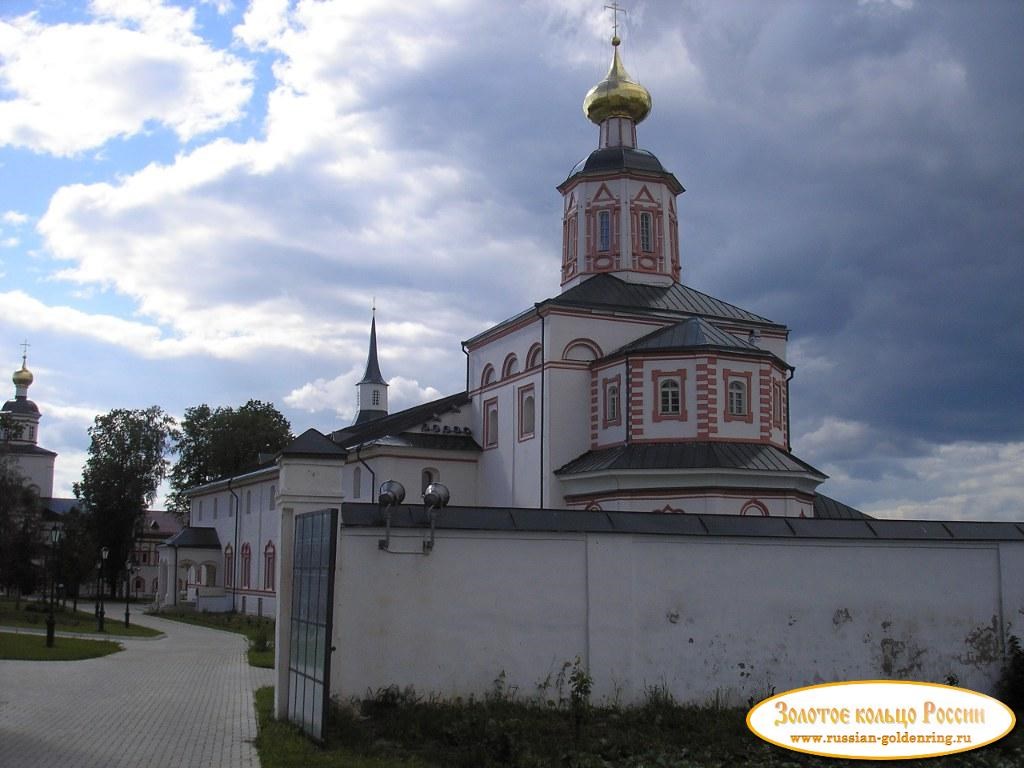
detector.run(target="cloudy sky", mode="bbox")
[1,0,1021,520]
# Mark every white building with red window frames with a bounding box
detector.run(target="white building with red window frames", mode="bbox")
[163,34,863,615]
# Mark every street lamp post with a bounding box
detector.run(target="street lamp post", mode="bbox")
[96,546,109,632]
[45,525,63,648]
[124,559,134,628]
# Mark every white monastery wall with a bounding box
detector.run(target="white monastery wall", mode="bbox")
[326,529,1018,706]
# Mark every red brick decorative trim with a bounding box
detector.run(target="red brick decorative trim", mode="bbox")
[652,368,688,422]
[723,369,753,424]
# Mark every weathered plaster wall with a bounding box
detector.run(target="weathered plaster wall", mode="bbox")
[327,529,1020,706]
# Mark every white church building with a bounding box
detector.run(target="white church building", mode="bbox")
[159,34,1024,729]
[161,32,860,615]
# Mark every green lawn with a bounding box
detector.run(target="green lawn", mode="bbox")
[0,598,162,638]
[153,606,275,668]
[252,685,1024,768]
[0,630,123,660]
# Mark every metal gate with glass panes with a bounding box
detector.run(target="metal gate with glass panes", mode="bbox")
[287,508,337,742]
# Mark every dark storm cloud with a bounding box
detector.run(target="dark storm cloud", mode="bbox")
[400,0,1024,459]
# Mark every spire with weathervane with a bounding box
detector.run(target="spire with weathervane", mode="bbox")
[557,4,684,291]
[353,308,389,425]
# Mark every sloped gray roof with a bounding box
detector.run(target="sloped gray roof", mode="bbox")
[331,392,472,448]
[162,526,220,549]
[560,147,684,195]
[2,397,39,415]
[555,441,825,478]
[281,428,347,458]
[813,494,871,520]
[1,442,57,457]
[546,274,781,327]
[610,316,774,359]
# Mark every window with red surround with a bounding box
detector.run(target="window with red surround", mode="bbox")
[723,369,753,423]
[526,343,542,370]
[518,386,535,441]
[772,380,783,428]
[652,368,687,422]
[264,541,276,591]
[584,185,620,273]
[603,375,622,427]
[481,364,495,387]
[502,354,519,378]
[224,545,234,588]
[241,543,251,589]
[483,397,499,449]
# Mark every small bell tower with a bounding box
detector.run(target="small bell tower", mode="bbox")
[353,310,388,425]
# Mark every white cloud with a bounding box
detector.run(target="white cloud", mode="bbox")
[2,210,29,225]
[863,442,1024,522]
[0,2,253,155]
[1,237,17,247]
[29,0,551,382]
[285,370,441,421]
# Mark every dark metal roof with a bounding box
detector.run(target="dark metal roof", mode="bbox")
[162,526,221,549]
[559,147,684,195]
[331,392,471,448]
[281,428,347,457]
[358,314,387,386]
[546,274,781,327]
[609,317,777,363]
[813,494,871,520]
[352,408,388,426]
[391,433,480,452]
[338,503,1024,541]
[42,497,80,516]
[1,442,57,457]
[2,397,39,415]
[555,441,825,478]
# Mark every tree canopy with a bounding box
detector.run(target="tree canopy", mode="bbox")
[0,457,42,597]
[168,400,292,518]
[74,406,178,584]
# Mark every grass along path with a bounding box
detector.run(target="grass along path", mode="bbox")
[0,598,161,638]
[0,630,123,660]
[252,684,1024,768]
[152,606,275,668]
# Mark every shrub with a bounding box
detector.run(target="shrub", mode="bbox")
[998,635,1024,710]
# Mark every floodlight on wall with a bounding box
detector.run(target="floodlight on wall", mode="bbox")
[378,480,406,551]
[422,482,450,553]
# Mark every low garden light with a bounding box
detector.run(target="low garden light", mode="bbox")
[124,558,134,629]
[96,546,109,632]
[45,524,63,648]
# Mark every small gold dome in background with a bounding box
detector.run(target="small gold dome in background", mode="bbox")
[582,37,652,125]
[12,362,33,388]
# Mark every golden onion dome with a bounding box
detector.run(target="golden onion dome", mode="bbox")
[12,362,33,388]
[582,36,652,125]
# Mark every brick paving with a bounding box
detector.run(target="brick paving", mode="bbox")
[0,610,275,768]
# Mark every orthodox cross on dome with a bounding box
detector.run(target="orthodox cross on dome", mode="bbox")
[604,2,625,42]
[20,339,29,365]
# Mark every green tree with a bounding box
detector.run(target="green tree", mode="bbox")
[0,458,42,602]
[57,505,96,610]
[74,406,178,593]
[168,400,291,519]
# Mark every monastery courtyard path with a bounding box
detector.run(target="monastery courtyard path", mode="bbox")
[0,609,274,768]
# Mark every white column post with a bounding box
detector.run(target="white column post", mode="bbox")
[274,505,296,719]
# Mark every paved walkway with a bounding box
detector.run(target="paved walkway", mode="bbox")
[0,610,275,768]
